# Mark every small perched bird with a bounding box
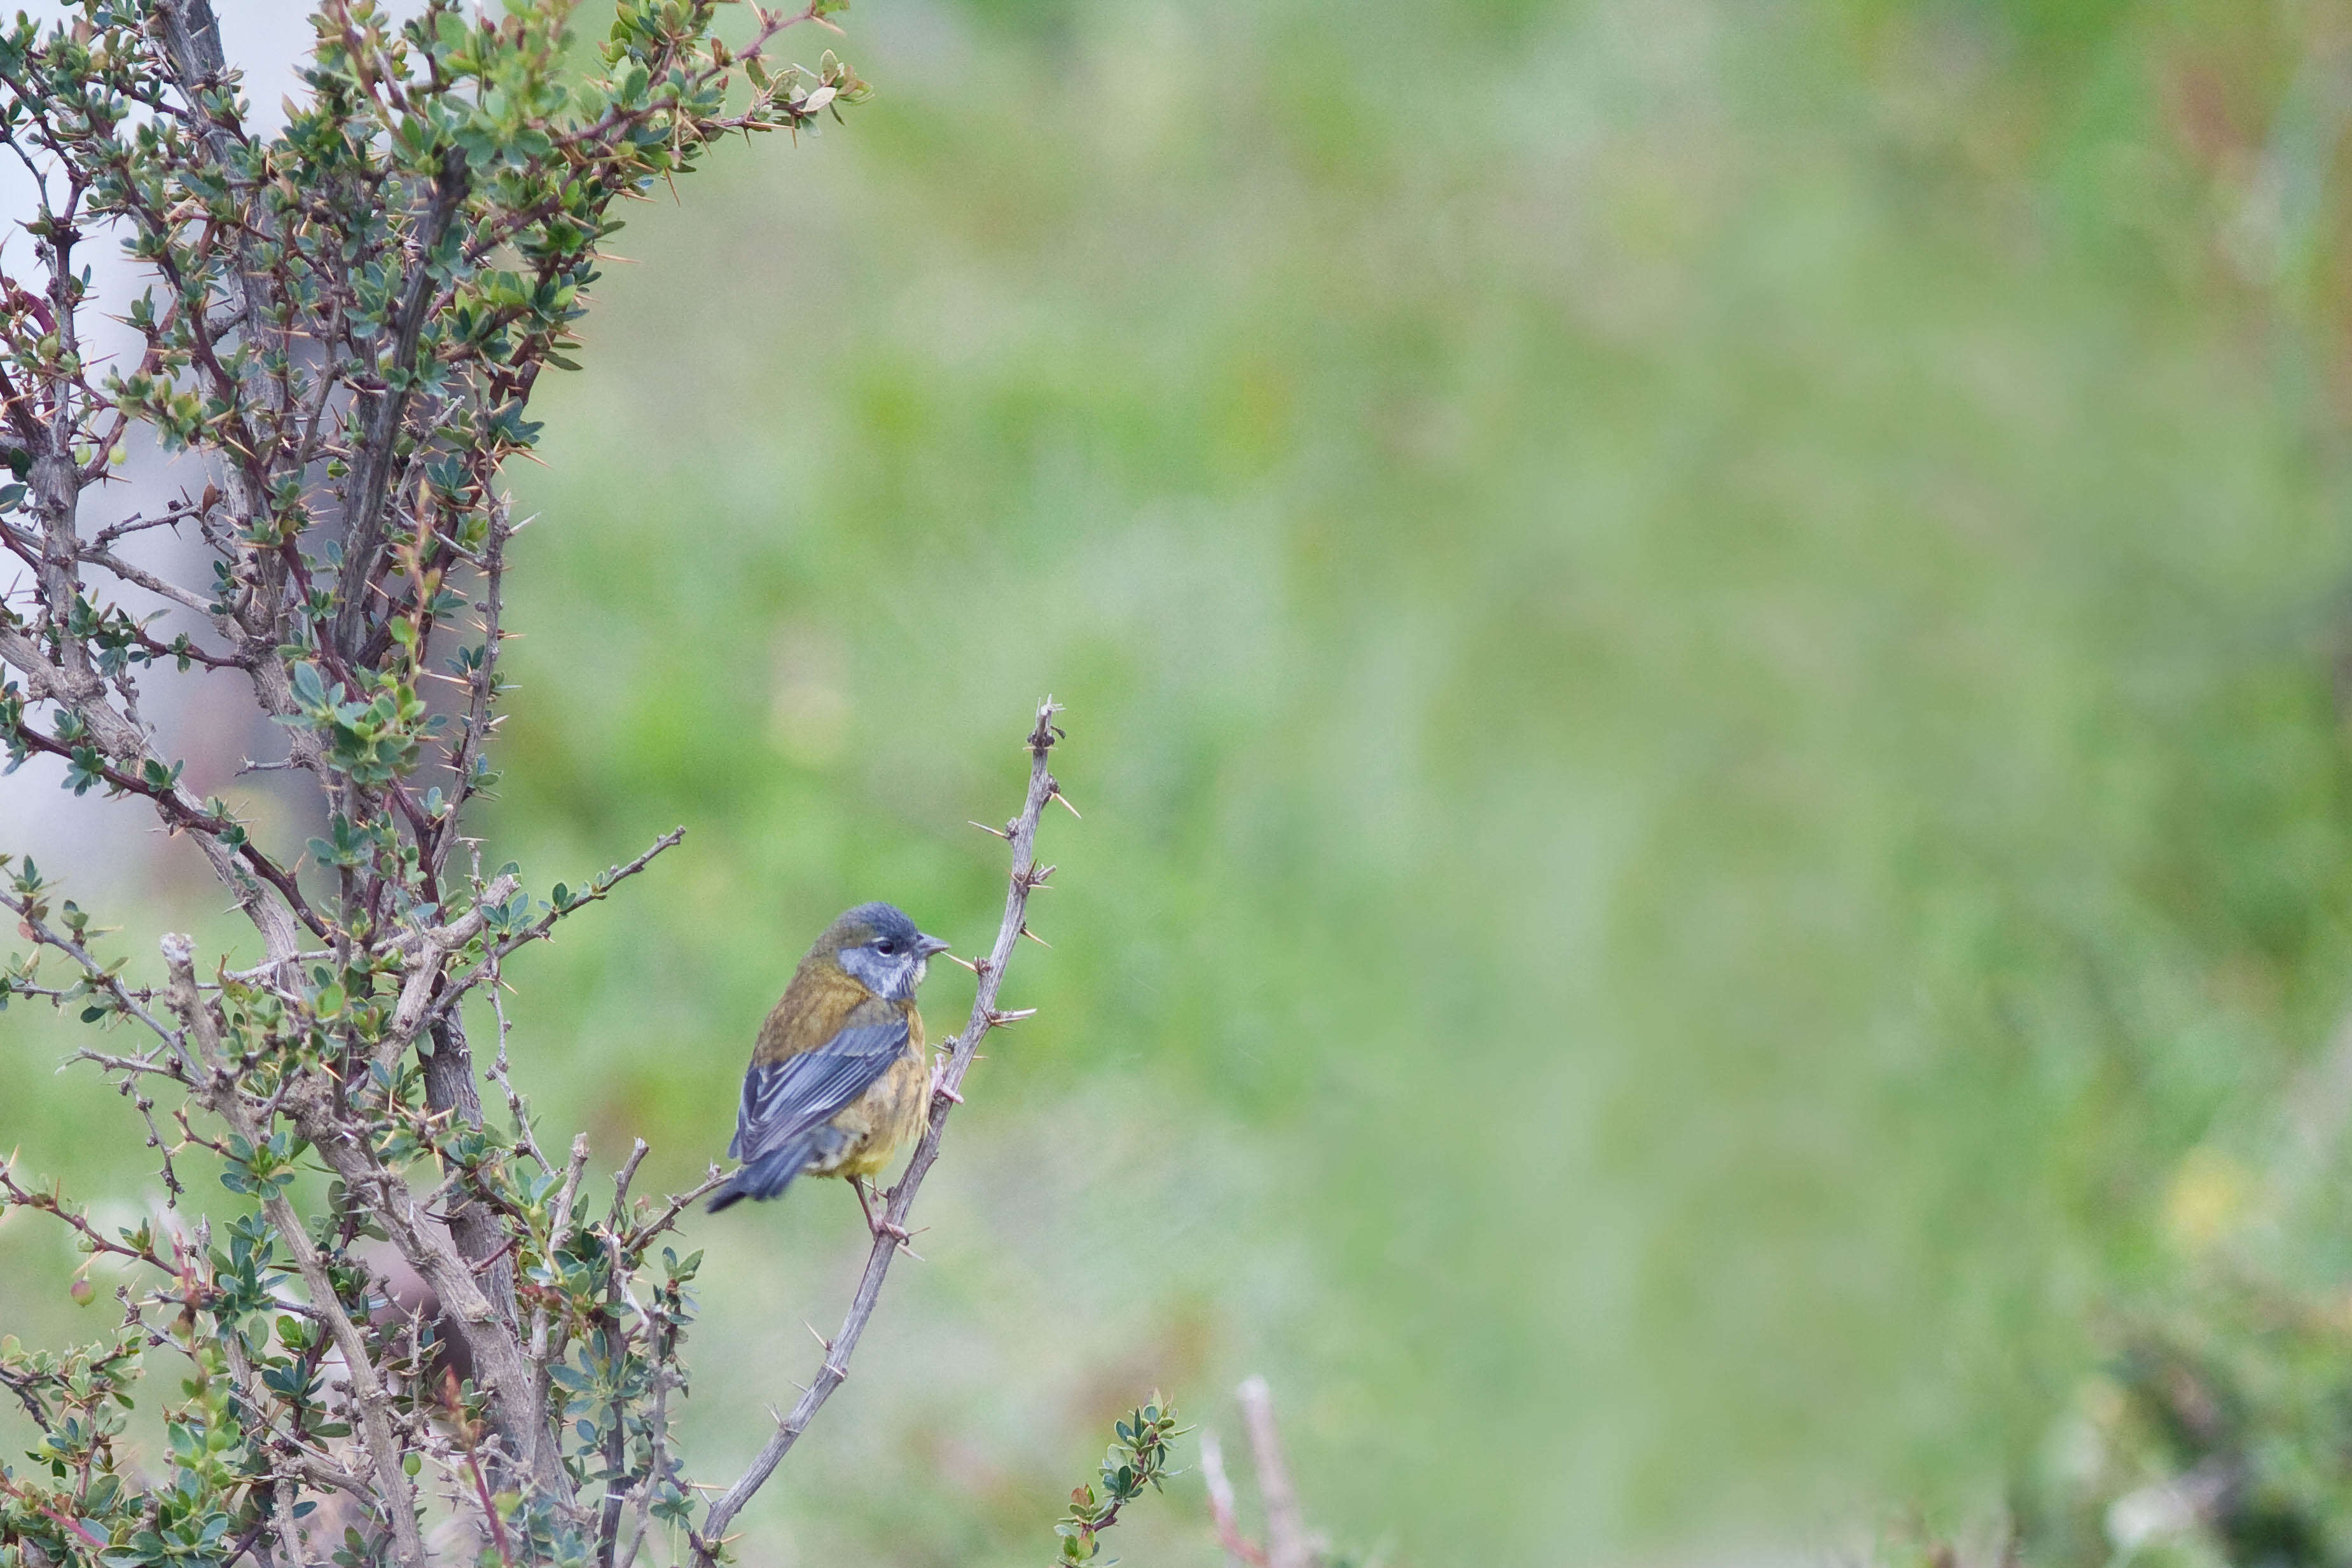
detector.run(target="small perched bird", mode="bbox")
[708,902,951,1220]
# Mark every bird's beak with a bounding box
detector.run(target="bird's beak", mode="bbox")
[917,934,951,958]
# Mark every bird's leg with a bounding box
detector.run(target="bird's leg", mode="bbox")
[929,1059,962,1104]
[852,1176,910,1244]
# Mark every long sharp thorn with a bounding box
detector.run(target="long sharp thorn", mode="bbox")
[968,820,1009,839]
[1051,789,1082,819]
[1020,925,1051,949]
[941,952,979,973]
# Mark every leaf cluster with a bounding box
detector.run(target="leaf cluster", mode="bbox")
[0,3,867,1565]
[1053,1397,1189,1567]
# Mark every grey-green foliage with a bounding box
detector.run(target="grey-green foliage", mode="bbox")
[1051,1398,1187,1567]
[0,4,868,1566]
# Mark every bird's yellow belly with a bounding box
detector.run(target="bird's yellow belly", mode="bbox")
[815,1046,928,1179]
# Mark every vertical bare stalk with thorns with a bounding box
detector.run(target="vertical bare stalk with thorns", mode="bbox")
[692,700,1072,1561]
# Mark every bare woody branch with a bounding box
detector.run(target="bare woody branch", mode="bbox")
[1238,1377,1317,1568]
[420,827,688,1034]
[0,876,188,1059]
[691,699,1074,1561]
[1200,1431,1271,1568]
[159,932,431,1568]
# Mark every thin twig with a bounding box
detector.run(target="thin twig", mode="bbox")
[422,828,686,1031]
[0,883,187,1059]
[1238,1377,1314,1568]
[486,963,548,1169]
[1201,1430,1269,1568]
[691,699,1071,1562]
[0,1366,55,1432]
[160,933,431,1568]
[620,1167,729,1256]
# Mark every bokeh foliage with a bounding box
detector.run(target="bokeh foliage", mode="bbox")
[14,0,2352,1563]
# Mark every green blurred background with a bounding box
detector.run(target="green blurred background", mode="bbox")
[20,0,2352,1562]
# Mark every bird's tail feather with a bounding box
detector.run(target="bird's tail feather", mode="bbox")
[707,1139,814,1213]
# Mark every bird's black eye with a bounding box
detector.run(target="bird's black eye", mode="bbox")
[876,940,897,956]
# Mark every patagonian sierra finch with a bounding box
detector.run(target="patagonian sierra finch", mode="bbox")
[707,902,952,1227]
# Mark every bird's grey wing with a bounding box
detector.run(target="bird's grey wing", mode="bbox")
[730,1015,911,1163]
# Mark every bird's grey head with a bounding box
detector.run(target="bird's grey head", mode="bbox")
[823,902,950,1001]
